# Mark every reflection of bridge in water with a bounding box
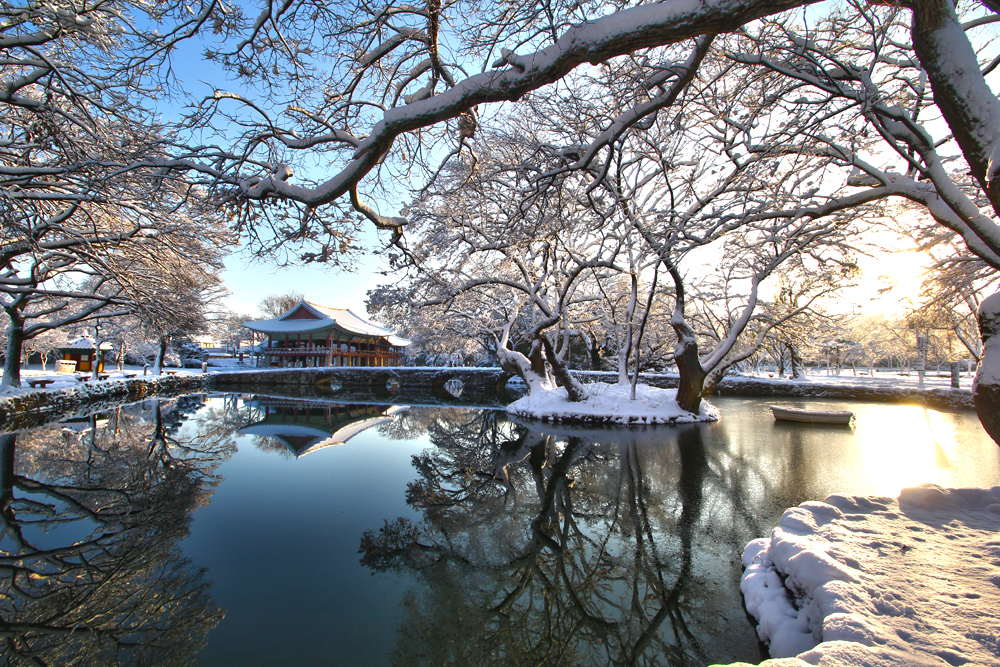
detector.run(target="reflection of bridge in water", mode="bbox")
[239,396,408,458]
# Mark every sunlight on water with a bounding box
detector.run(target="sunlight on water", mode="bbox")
[845,404,998,497]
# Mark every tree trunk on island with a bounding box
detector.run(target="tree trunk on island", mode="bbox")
[2,309,25,389]
[973,292,1000,446]
[528,342,546,378]
[494,320,551,395]
[666,263,705,415]
[674,335,706,415]
[541,337,588,403]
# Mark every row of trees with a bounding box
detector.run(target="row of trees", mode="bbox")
[374,269,988,374]
[346,0,1000,437]
[2,0,998,438]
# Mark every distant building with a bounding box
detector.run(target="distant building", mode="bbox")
[191,335,224,350]
[57,338,113,373]
[243,299,410,368]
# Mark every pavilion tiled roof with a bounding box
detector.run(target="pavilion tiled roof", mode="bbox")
[243,299,411,346]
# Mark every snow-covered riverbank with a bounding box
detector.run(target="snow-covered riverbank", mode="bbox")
[731,485,1000,667]
[0,370,212,431]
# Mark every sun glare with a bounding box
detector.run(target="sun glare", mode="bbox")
[843,248,930,317]
[857,406,966,496]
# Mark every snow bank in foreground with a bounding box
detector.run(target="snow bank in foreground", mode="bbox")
[506,382,719,424]
[736,484,1000,667]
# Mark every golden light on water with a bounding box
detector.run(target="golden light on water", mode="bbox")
[856,406,979,497]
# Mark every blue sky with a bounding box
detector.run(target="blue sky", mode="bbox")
[164,23,405,319]
[221,233,394,316]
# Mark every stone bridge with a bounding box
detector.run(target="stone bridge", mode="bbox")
[212,366,516,404]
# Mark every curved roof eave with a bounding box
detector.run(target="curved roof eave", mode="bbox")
[244,300,402,338]
[243,319,335,334]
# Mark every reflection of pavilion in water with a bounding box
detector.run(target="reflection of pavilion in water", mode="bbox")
[240,396,407,458]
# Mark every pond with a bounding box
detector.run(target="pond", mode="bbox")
[0,393,997,666]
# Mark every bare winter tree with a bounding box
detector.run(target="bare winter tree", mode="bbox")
[385,136,628,400]
[257,291,306,319]
[5,0,1000,437]
[0,0,237,387]
[181,0,1000,440]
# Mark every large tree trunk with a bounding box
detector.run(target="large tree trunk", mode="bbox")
[973,292,1000,446]
[673,331,706,415]
[789,344,805,379]
[496,343,550,395]
[153,335,169,375]
[2,313,25,389]
[666,263,705,414]
[528,341,546,378]
[542,337,588,402]
[909,0,1000,446]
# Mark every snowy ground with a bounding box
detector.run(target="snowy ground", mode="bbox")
[505,381,720,424]
[0,363,205,396]
[732,485,1000,667]
[734,367,975,392]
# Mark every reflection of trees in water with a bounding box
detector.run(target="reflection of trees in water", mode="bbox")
[377,406,476,442]
[0,396,235,665]
[361,411,770,667]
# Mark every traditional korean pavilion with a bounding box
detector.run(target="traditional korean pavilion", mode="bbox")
[243,300,410,368]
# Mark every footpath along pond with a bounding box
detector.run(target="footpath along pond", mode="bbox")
[0,393,997,666]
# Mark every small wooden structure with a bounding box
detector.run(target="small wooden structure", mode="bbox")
[770,405,854,425]
[57,338,112,373]
[244,299,410,369]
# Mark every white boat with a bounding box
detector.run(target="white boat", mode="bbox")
[770,405,854,425]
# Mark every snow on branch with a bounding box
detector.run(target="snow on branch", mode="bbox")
[234,0,819,212]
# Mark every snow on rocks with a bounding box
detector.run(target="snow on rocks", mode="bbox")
[0,371,211,431]
[737,485,1000,667]
[505,381,719,424]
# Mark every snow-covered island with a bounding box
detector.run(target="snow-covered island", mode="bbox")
[732,484,1000,667]
[505,381,720,424]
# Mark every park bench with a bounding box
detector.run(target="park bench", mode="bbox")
[26,379,54,389]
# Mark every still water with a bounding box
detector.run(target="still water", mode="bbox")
[1,393,997,666]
